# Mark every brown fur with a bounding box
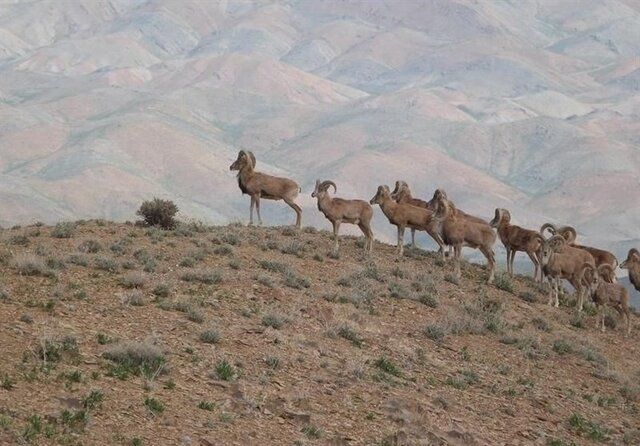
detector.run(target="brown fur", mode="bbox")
[539,235,595,311]
[620,248,640,293]
[540,223,617,283]
[370,185,444,258]
[490,209,543,281]
[580,263,631,336]
[432,191,496,283]
[230,150,302,228]
[312,180,373,253]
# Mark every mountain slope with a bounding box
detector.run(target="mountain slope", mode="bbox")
[0,221,639,445]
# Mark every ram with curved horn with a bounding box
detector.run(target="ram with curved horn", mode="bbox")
[539,235,595,311]
[620,248,640,293]
[431,190,496,284]
[580,263,631,336]
[230,150,302,228]
[490,209,544,281]
[312,180,374,254]
[370,185,445,259]
[390,180,429,249]
[540,223,618,283]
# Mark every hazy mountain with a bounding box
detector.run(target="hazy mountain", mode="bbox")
[1,0,639,263]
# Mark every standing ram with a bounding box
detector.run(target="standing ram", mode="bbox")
[312,180,373,254]
[230,150,302,228]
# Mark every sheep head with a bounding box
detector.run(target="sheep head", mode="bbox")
[311,180,336,198]
[230,150,256,171]
[540,235,566,265]
[620,248,640,269]
[390,181,408,200]
[489,208,510,228]
[370,185,390,205]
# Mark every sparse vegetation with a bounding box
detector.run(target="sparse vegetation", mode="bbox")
[262,313,285,329]
[337,324,363,347]
[51,222,75,238]
[200,329,220,344]
[144,397,165,416]
[0,220,637,445]
[103,341,166,379]
[214,360,236,381]
[181,269,222,285]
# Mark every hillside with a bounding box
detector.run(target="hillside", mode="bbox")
[1,0,640,258]
[0,220,639,445]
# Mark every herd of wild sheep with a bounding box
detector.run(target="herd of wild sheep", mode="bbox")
[230,150,639,336]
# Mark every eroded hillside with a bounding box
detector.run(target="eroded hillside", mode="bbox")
[0,221,639,445]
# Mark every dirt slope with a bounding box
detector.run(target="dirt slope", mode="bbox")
[0,221,639,445]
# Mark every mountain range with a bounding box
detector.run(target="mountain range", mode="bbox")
[0,0,639,262]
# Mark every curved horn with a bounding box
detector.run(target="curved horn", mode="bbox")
[540,223,558,237]
[577,262,596,285]
[629,248,640,261]
[320,180,337,193]
[548,234,566,251]
[246,151,256,168]
[597,263,615,277]
[558,226,577,244]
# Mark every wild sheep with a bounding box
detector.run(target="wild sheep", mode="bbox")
[230,150,302,228]
[539,235,595,311]
[620,248,640,293]
[369,185,445,258]
[490,209,544,281]
[390,181,430,249]
[431,190,496,283]
[311,180,373,253]
[540,223,617,283]
[580,263,631,336]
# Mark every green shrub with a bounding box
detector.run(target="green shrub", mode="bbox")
[51,222,75,238]
[181,269,222,285]
[137,198,178,230]
[374,357,402,377]
[214,360,236,381]
[103,341,166,379]
[200,329,220,344]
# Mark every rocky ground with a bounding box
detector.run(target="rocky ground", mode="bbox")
[0,220,639,445]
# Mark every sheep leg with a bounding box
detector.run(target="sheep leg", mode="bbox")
[411,228,416,249]
[553,279,560,307]
[625,310,631,337]
[480,246,495,284]
[454,244,462,280]
[546,277,554,306]
[600,308,606,333]
[283,198,302,228]
[504,247,511,275]
[249,195,256,226]
[526,250,539,281]
[576,286,584,312]
[397,226,405,258]
[358,222,373,254]
[332,220,341,253]
[255,196,262,226]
